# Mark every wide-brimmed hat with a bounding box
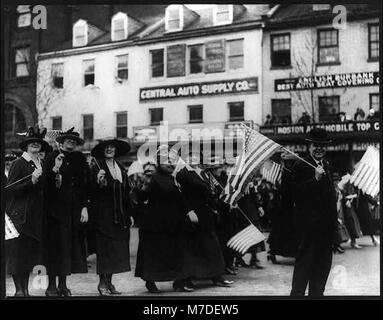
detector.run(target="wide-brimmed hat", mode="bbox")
[19,126,50,152]
[56,127,84,145]
[91,137,131,158]
[305,128,332,144]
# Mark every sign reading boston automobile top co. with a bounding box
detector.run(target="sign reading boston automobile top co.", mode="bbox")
[275,72,379,92]
[140,77,258,101]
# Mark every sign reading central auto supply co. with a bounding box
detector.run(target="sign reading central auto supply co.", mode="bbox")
[140,77,258,101]
[275,72,379,92]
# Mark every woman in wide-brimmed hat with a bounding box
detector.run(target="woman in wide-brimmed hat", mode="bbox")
[89,137,132,295]
[43,127,89,297]
[5,126,48,296]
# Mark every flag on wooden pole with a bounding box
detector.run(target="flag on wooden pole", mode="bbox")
[350,146,380,197]
[223,124,281,205]
[227,224,265,255]
[5,213,19,240]
[261,160,282,185]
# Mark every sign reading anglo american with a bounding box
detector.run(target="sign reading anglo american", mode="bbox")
[275,72,379,92]
[140,77,258,101]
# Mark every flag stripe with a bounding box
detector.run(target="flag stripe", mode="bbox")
[227,225,265,255]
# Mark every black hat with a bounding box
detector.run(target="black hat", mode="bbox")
[19,126,50,152]
[56,127,84,145]
[91,137,131,158]
[305,128,332,144]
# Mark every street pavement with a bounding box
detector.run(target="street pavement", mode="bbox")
[5,229,380,297]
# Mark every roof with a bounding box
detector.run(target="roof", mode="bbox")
[266,3,380,29]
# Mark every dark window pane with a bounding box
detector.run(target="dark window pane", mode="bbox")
[318,96,339,122]
[53,77,63,88]
[116,112,127,126]
[84,74,94,86]
[151,49,164,77]
[271,99,291,124]
[189,45,203,74]
[150,108,163,125]
[229,102,244,121]
[52,117,62,130]
[271,34,291,67]
[117,69,128,80]
[83,115,94,140]
[189,105,203,123]
[117,127,127,138]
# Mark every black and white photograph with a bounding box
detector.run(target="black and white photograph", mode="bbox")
[1,1,381,302]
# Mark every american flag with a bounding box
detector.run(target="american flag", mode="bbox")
[261,160,282,185]
[350,146,380,198]
[227,224,265,255]
[45,130,63,141]
[5,213,19,240]
[223,124,281,205]
[205,171,222,195]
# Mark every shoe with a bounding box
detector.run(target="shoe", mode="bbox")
[57,287,72,297]
[45,288,59,297]
[145,281,161,294]
[234,258,249,268]
[108,284,122,295]
[225,267,237,275]
[212,277,234,287]
[250,262,265,269]
[186,279,195,289]
[23,289,30,297]
[372,237,380,246]
[336,245,345,253]
[14,290,25,297]
[98,285,110,296]
[351,243,362,249]
[173,281,194,292]
[267,254,278,264]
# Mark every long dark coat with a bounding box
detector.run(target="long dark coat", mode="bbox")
[89,159,131,275]
[341,182,361,240]
[43,150,89,275]
[356,191,376,236]
[135,168,188,282]
[175,168,225,279]
[290,156,338,296]
[5,156,44,274]
[268,169,298,257]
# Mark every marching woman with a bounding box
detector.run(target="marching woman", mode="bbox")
[5,126,49,296]
[175,151,232,290]
[43,128,89,297]
[135,146,193,293]
[89,138,132,295]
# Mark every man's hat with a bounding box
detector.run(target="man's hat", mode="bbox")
[91,137,131,158]
[19,126,50,152]
[56,127,84,145]
[305,128,332,144]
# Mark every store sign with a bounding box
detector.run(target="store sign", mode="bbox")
[167,44,186,77]
[205,40,225,73]
[275,72,379,92]
[140,77,258,101]
[260,120,380,136]
[352,142,380,151]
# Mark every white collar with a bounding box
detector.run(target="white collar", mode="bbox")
[22,152,41,168]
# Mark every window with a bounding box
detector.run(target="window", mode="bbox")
[51,63,64,88]
[214,5,233,25]
[318,29,339,64]
[116,112,128,138]
[166,5,182,31]
[368,24,379,60]
[116,54,128,82]
[5,104,27,135]
[188,44,204,74]
[227,39,244,70]
[17,5,31,28]
[73,20,88,47]
[229,102,244,121]
[318,96,340,122]
[271,34,291,67]
[51,116,62,130]
[150,49,164,78]
[15,48,30,78]
[83,114,94,140]
[150,108,163,125]
[188,105,203,123]
[370,93,380,111]
[271,99,291,124]
[83,59,95,86]
[112,12,128,41]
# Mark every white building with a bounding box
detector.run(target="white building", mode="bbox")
[37,4,270,159]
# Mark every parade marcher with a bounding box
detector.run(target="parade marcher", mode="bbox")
[237,182,266,269]
[134,146,193,293]
[43,128,89,297]
[5,126,49,296]
[290,128,338,297]
[5,153,17,181]
[89,138,132,295]
[357,191,380,246]
[332,173,348,254]
[175,151,232,290]
[267,152,298,264]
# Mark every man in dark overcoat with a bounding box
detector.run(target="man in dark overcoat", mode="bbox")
[290,128,338,296]
[43,128,89,297]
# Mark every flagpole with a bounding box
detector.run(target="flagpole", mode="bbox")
[4,174,33,189]
[240,122,318,171]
